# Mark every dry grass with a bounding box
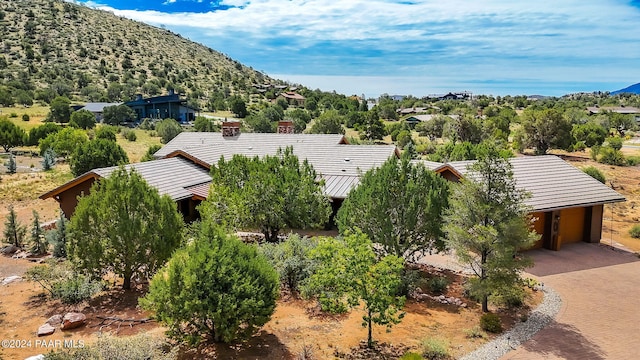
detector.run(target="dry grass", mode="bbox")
[116,128,163,163]
[1,105,49,130]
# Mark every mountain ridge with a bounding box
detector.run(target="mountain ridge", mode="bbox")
[611,82,640,95]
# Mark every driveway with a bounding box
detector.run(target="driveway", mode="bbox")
[502,242,640,360]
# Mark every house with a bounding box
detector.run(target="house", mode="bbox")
[124,90,197,123]
[586,105,640,124]
[40,132,397,220]
[415,156,625,250]
[74,102,122,122]
[405,114,458,128]
[278,92,306,107]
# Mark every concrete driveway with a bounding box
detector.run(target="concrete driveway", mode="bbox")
[502,242,640,360]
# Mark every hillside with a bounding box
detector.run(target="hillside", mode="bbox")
[0,0,279,110]
[611,82,640,95]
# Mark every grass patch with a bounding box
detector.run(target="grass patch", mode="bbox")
[1,105,49,130]
[0,165,74,202]
[115,128,162,163]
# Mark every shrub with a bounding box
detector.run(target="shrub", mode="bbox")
[427,276,449,295]
[25,260,103,304]
[626,156,640,166]
[606,136,623,150]
[464,326,487,339]
[140,222,278,344]
[400,352,424,360]
[41,148,56,171]
[480,312,503,333]
[121,128,137,141]
[421,337,450,360]
[598,146,626,166]
[491,286,526,308]
[9,112,17,118]
[22,114,29,121]
[139,118,154,130]
[141,144,162,162]
[629,224,640,239]
[582,166,605,184]
[43,334,178,360]
[156,118,182,143]
[260,233,318,293]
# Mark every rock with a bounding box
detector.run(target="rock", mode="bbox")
[37,323,55,336]
[61,312,86,330]
[0,244,19,255]
[12,250,29,259]
[46,314,63,326]
[25,355,45,360]
[1,275,22,286]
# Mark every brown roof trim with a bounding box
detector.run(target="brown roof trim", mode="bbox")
[433,164,464,179]
[164,150,212,169]
[534,198,626,213]
[39,173,101,200]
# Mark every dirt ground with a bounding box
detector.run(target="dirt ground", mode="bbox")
[0,255,540,360]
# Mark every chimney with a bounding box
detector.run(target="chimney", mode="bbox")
[277,120,294,134]
[168,89,175,96]
[222,121,241,137]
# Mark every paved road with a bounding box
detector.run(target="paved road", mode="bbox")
[502,243,640,360]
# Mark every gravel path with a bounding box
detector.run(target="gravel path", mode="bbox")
[418,253,563,360]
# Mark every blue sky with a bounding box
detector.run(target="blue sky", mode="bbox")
[76,0,640,97]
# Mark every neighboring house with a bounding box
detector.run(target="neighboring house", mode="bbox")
[41,132,397,220]
[415,156,625,250]
[586,105,640,124]
[74,102,122,122]
[124,90,197,123]
[278,92,306,107]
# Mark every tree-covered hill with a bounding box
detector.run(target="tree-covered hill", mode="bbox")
[0,0,279,110]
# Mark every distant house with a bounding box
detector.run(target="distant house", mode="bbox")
[415,156,625,251]
[124,90,197,123]
[586,105,640,123]
[74,102,122,122]
[278,92,306,107]
[405,114,458,128]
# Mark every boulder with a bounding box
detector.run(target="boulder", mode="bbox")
[46,314,63,326]
[0,244,19,255]
[61,312,86,330]
[1,275,22,286]
[37,323,56,336]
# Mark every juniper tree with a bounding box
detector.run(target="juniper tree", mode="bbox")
[29,210,47,255]
[3,205,26,247]
[443,148,538,312]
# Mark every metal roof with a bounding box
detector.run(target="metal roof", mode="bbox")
[414,155,625,212]
[92,157,211,201]
[154,132,347,158]
[79,102,122,112]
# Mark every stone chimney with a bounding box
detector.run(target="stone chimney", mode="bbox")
[277,120,294,134]
[222,121,241,137]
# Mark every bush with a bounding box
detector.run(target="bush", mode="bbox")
[629,224,640,239]
[582,166,605,184]
[9,112,17,118]
[598,146,626,166]
[480,312,503,333]
[427,276,449,295]
[400,352,424,360]
[464,326,487,339]
[140,222,278,344]
[260,234,318,293]
[22,114,29,121]
[626,156,640,166]
[44,334,178,360]
[139,118,155,130]
[121,128,137,141]
[491,286,526,308]
[156,118,182,143]
[25,260,103,304]
[421,337,450,360]
[141,144,162,162]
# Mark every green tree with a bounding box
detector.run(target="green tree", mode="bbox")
[156,118,183,143]
[27,123,61,146]
[415,115,449,139]
[39,127,88,158]
[571,122,607,148]
[201,147,331,242]
[46,211,69,258]
[337,155,450,259]
[6,153,16,174]
[359,108,386,140]
[70,139,129,176]
[193,116,218,132]
[3,205,26,247]
[608,112,635,136]
[304,231,405,348]
[245,113,275,133]
[582,166,606,184]
[47,96,72,123]
[69,109,96,130]
[308,109,344,134]
[228,95,247,118]
[68,167,184,289]
[520,109,572,154]
[29,211,47,255]
[95,125,118,141]
[42,148,56,171]
[103,104,136,126]
[443,150,538,312]
[0,118,26,152]
[141,144,162,162]
[140,221,278,344]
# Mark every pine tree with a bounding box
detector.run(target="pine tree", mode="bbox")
[3,205,26,247]
[47,211,69,258]
[29,210,47,255]
[42,148,56,171]
[6,153,16,174]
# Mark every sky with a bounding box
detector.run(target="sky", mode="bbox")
[73,0,640,98]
